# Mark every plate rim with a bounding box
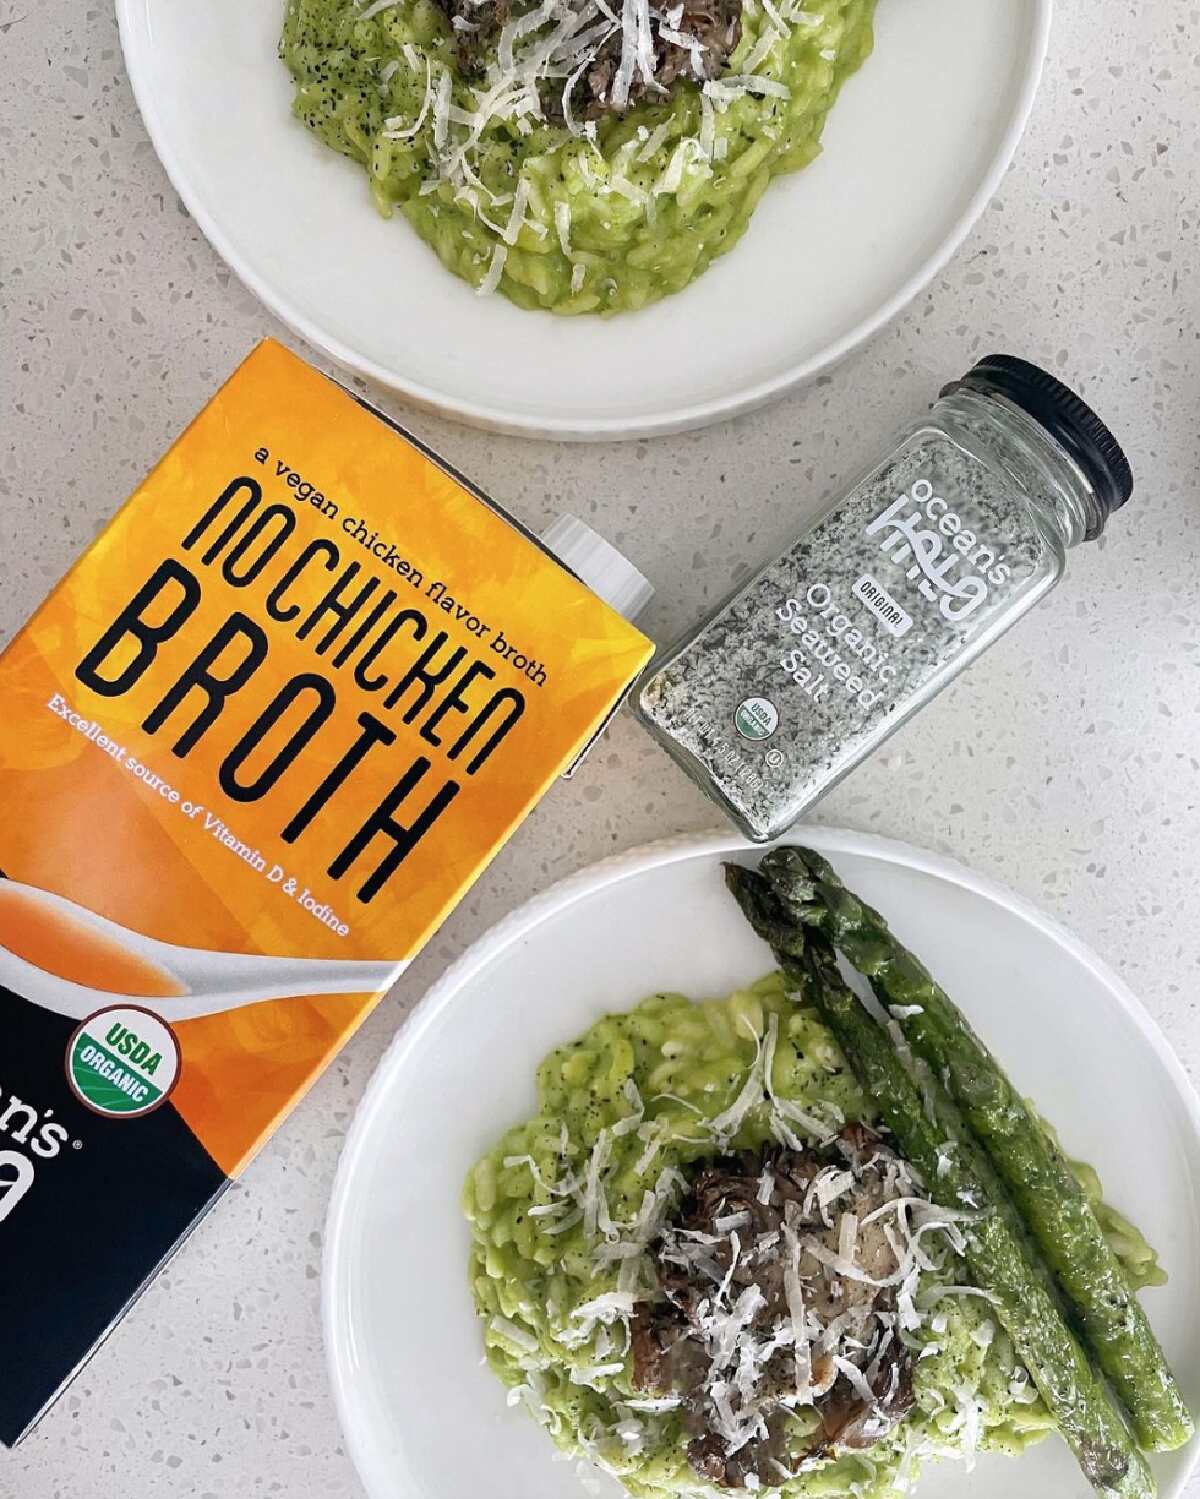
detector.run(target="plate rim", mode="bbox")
[321,825,1200,1499]
[115,0,1052,441]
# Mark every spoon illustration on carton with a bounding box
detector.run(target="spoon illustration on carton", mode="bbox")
[0,880,403,1024]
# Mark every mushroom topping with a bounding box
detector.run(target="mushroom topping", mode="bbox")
[431,0,743,116]
[631,1125,924,1489]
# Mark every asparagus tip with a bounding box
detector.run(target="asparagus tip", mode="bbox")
[759,846,831,927]
[723,863,809,961]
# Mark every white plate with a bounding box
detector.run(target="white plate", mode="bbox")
[324,829,1200,1499]
[117,0,1049,439]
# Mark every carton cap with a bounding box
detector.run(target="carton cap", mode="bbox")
[541,514,654,623]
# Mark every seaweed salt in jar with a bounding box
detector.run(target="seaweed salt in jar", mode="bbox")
[635,355,1133,841]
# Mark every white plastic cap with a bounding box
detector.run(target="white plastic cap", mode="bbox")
[541,514,654,623]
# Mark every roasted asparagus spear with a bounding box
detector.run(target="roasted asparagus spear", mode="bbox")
[725,863,1157,1499]
[757,844,1192,1455]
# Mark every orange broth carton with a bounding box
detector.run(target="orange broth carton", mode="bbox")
[0,339,653,1445]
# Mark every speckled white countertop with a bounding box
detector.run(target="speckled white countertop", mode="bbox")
[2,0,1199,1494]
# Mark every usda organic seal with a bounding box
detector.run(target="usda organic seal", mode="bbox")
[66,1005,181,1119]
[733,697,779,741]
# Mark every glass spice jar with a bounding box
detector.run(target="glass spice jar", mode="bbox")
[634,355,1133,842]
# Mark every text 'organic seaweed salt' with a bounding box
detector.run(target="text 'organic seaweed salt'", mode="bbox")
[635,355,1133,841]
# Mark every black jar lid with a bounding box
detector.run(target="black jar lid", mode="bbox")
[942,355,1133,524]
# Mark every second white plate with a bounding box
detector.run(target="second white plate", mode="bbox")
[323,829,1200,1499]
[117,0,1048,438]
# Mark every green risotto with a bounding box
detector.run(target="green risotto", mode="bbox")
[280,0,876,313]
[463,974,1162,1498]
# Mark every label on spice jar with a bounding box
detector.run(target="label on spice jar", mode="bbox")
[849,574,912,637]
[638,432,1055,840]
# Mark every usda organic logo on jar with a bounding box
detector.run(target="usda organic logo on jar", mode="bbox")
[734,697,779,741]
[66,1005,181,1119]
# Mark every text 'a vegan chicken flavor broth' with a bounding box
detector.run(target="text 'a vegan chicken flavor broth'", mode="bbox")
[0,339,653,1445]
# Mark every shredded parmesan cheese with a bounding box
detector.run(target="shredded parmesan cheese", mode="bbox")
[554,200,574,256]
[476,243,508,295]
[490,1315,539,1353]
